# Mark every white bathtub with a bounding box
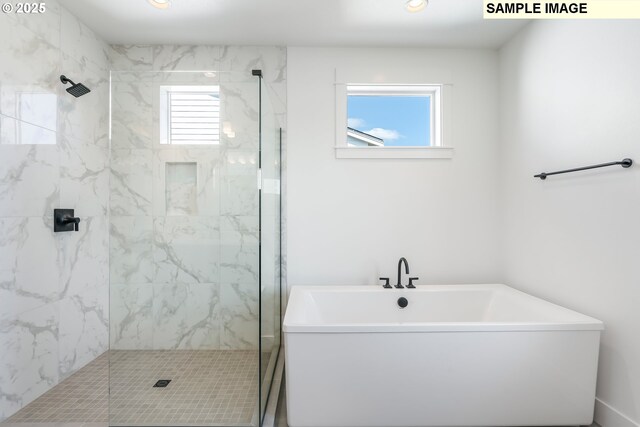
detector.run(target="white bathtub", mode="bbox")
[284,284,603,427]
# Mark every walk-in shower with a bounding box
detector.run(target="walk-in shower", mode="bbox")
[2,68,282,427]
[107,68,281,426]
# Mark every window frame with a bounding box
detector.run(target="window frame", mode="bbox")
[335,82,453,159]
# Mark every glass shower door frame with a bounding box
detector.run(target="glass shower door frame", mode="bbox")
[256,72,283,427]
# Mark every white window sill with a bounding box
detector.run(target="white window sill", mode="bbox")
[335,146,454,159]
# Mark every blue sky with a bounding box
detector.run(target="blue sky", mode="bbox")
[348,95,430,147]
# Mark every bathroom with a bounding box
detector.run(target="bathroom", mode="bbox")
[0,1,638,427]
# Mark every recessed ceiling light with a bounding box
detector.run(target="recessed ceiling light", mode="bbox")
[405,0,427,13]
[148,0,171,9]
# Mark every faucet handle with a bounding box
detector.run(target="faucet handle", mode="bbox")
[379,278,392,289]
[407,277,419,288]
[54,209,80,232]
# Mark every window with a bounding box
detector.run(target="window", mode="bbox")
[160,85,220,145]
[347,85,437,147]
[336,84,452,159]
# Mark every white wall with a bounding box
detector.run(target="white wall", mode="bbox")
[287,47,501,287]
[288,34,640,427]
[499,21,640,427]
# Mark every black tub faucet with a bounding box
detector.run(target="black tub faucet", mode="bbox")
[396,257,409,289]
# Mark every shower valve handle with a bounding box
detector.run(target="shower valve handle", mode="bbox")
[54,209,80,232]
[61,216,81,231]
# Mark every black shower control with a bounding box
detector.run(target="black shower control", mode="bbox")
[54,209,80,232]
[397,297,408,309]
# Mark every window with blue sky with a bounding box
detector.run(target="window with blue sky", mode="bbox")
[347,95,431,147]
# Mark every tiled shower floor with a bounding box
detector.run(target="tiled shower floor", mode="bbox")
[5,350,260,426]
[6,353,110,424]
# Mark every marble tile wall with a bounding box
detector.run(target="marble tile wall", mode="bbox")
[108,45,286,352]
[0,16,287,417]
[0,0,109,420]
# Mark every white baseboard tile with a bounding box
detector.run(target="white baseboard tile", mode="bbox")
[595,398,640,427]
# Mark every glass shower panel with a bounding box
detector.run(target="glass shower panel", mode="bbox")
[258,80,282,422]
[109,70,261,427]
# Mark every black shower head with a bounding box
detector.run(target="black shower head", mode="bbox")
[60,75,91,98]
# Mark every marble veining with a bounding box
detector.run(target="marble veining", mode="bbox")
[0,145,59,217]
[152,283,220,349]
[0,218,60,322]
[57,216,109,378]
[220,215,259,285]
[109,45,154,71]
[0,17,60,127]
[0,303,59,420]
[221,174,259,216]
[220,46,287,83]
[107,44,285,354]
[59,136,109,217]
[111,82,153,150]
[59,7,109,72]
[1,38,287,421]
[0,114,57,145]
[165,162,198,216]
[153,215,220,284]
[152,45,221,71]
[109,216,154,285]
[267,82,287,119]
[8,0,62,49]
[220,282,259,349]
[58,288,108,379]
[220,82,260,150]
[110,44,287,83]
[109,283,153,350]
[0,1,111,420]
[110,149,153,216]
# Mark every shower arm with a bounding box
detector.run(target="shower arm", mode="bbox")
[60,75,76,86]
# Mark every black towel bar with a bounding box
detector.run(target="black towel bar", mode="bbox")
[534,158,633,180]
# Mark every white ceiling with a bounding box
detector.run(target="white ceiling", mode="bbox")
[58,0,528,48]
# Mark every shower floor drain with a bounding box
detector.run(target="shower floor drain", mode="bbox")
[153,380,171,388]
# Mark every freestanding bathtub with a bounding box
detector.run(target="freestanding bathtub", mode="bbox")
[284,284,603,427]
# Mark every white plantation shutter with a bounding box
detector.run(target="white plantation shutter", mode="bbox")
[161,85,220,145]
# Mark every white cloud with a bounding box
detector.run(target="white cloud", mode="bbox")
[347,117,366,128]
[365,128,401,141]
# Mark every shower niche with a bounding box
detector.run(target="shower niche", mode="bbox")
[165,162,197,216]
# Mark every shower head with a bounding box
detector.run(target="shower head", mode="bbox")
[60,75,91,97]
